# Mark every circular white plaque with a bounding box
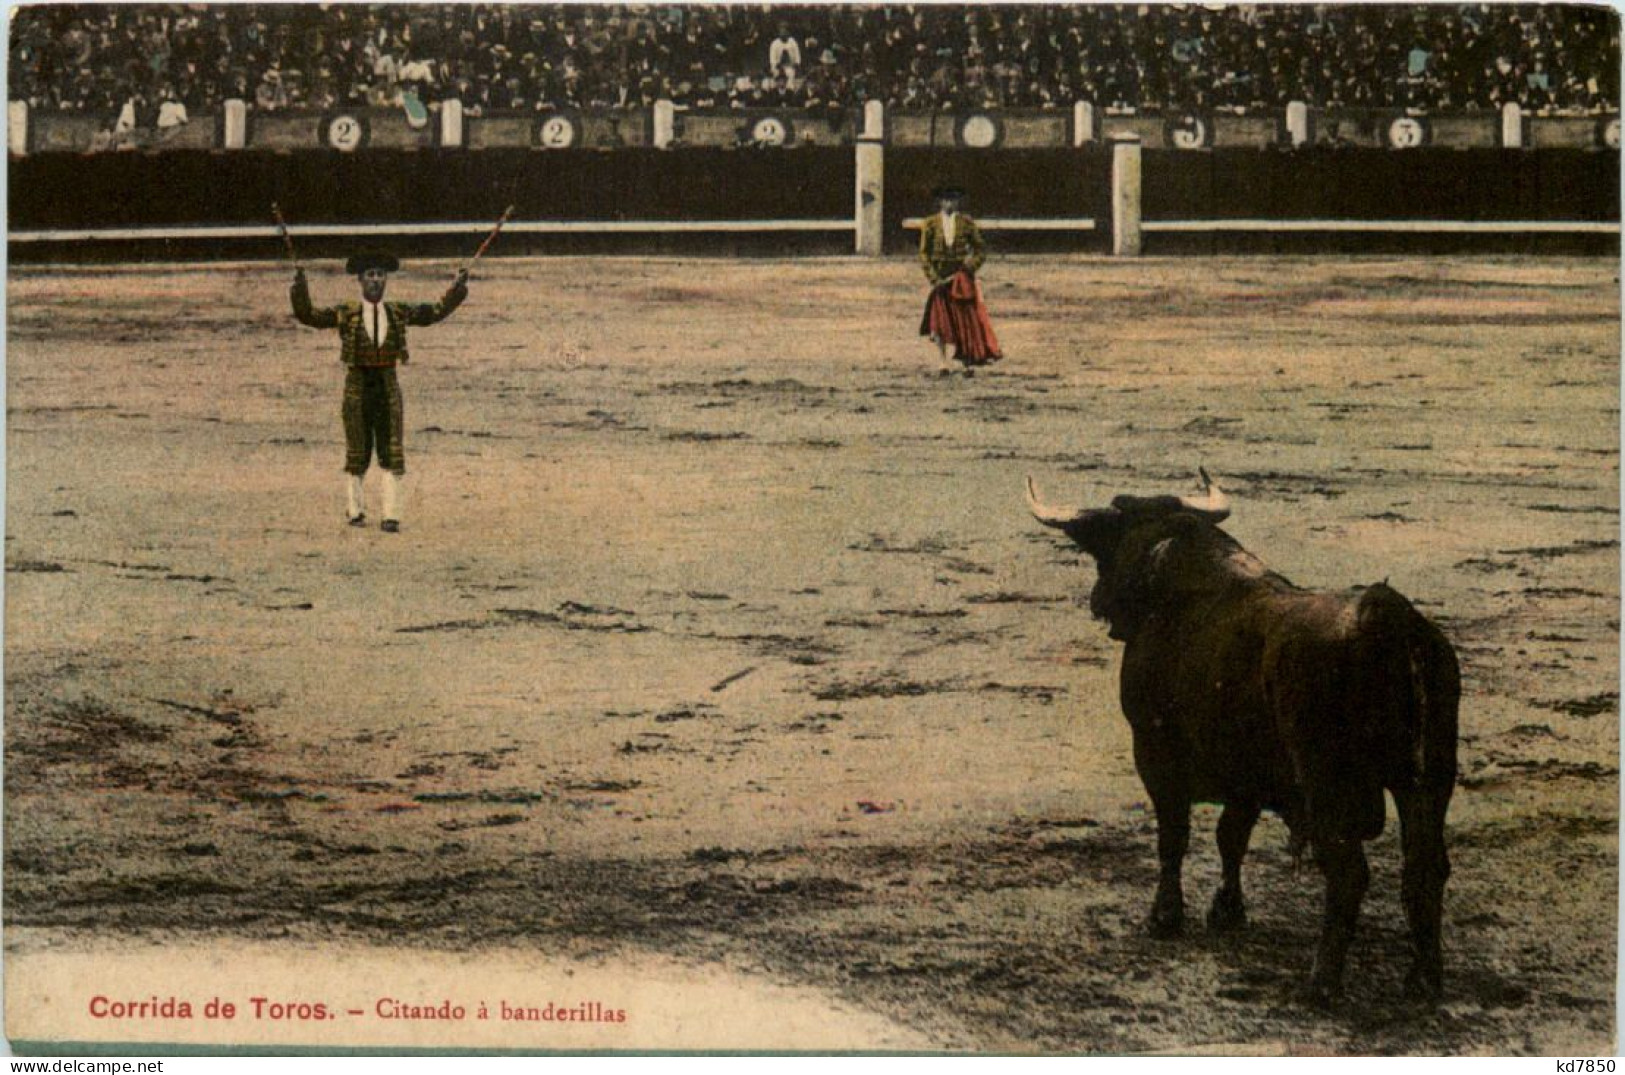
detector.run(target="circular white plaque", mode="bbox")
[1387,116,1427,148]
[1168,116,1209,150]
[537,114,580,149]
[750,116,789,146]
[325,113,366,152]
[958,113,999,148]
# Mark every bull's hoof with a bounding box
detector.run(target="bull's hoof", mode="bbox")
[1206,888,1247,933]
[1146,905,1185,940]
[1403,966,1444,1004]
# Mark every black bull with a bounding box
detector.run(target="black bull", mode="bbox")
[1027,472,1460,1005]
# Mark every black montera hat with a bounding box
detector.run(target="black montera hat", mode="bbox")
[346,250,400,275]
[932,185,966,201]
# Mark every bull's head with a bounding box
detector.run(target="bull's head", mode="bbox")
[1027,469,1235,641]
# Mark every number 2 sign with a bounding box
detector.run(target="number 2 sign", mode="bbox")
[535,113,581,149]
[323,113,367,152]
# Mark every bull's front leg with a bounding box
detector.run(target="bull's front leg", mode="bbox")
[1149,798,1191,938]
[1133,731,1191,939]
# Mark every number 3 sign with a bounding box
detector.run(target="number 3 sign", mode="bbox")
[1385,115,1431,149]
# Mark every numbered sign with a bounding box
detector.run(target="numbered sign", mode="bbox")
[1599,116,1620,149]
[1164,114,1211,150]
[323,113,367,152]
[1385,115,1430,149]
[748,115,791,146]
[535,112,581,149]
[955,113,1002,149]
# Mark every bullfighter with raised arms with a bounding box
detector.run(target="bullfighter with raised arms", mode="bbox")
[291,253,468,532]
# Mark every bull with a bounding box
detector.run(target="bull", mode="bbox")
[1026,470,1459,1005]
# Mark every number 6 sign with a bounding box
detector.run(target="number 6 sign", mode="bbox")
[1164,114,1212,150]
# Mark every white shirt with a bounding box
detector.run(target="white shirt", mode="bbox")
[940,210,957,246]
[156,100,188,129]
[399,58,437,84]
[769,36,801,72]
[362,299,387,348]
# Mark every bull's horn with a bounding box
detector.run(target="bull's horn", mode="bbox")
[1179,467,1231,521]
[1026,475,1086,527]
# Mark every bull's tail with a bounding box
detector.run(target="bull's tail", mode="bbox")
[1354,583,1461,793]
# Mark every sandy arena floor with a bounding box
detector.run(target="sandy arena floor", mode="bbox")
[4,254,1618,1053]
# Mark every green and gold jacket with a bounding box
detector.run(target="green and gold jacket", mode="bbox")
[291,274,467,368]
[919,212,987,287]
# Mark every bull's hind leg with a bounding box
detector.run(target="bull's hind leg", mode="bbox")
[1207,801,1260,933]
[1304,837,1370,1008]
[1395,785,1453,1001]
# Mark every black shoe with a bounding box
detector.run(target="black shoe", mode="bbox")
[381,520,400,533]
[347,514,367,527]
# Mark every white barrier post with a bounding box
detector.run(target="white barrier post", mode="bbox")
[653,99,676,148]
[1501,102,1523,148]
[223,98,247,149]
[862,99,885,141]
[440,98,464,148]
[1073,101,1094,146]
[8,101,27,156]
[855,136,884,257]
[1111,134,1142,257]
[1286,101,1310,147]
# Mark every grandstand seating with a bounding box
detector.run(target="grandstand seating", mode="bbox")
[10,4,1619,123]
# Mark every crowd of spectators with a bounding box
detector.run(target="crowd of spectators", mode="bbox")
[11,4,1619,127]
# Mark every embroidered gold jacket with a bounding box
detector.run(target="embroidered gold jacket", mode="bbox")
[918,212,987,287]
[291,273,467,368]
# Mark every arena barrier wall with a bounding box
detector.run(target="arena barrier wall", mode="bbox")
[9,146,858,259]
[9,144,1618,260]
[1139,146,1619,254]
[884,147,1113,255]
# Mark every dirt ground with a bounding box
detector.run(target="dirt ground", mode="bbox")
[4,253,1618,1054]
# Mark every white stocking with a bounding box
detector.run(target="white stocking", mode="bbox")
[381,471,403,522]
[346,474,365,520]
